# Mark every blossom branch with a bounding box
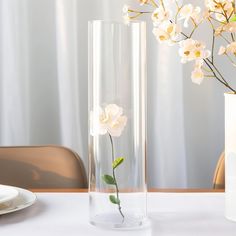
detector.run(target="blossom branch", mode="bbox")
[204,59,229,87]
[207,58,229,84]
[211,30,216,63]
[127,0,236,91]
[150,0,158,8]
[204,58,236,92]
[225,53,236,66]
[159,0,166,11]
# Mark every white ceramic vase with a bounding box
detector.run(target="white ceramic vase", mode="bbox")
[225,93,236,221]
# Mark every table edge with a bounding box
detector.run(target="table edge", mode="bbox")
[29,188,225,193]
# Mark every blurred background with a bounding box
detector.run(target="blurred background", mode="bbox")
[0,0,233,188]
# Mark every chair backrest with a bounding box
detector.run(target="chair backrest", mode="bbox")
[213,152,225,189]
[0,145,87,189]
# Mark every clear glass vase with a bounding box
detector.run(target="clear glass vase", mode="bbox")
[88,20,147,229]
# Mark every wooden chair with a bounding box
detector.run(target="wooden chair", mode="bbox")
[0,145,87,189]
[213,152,225,189]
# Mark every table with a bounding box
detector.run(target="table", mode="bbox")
[1,190,236,236]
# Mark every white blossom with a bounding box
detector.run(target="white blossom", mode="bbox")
[179,4,201,27]
[205,0,234,22]
[205,0,234,11]
[218,43,236,56]
[226,42,236,54]
[151,7,171,26]
[191,60,204,85]
[122,5,131,24]
[218,46,226,55]
[90,104,127,137]
[223,22,236,33]
[179,39,211,63]
[191,68,204,84]
[152,21,180,45]
[139,0,149,5]
[214,25,224,36]
[123,5,130,14]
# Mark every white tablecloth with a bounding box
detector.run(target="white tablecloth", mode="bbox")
[0,192,236,236]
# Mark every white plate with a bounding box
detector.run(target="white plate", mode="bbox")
[0,186,36,215]
[0,185,19,204]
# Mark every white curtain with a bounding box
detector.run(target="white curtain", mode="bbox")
[0,0,224,188]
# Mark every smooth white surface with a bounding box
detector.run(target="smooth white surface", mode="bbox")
[0,185,19,204]
[0,192,236,235]
[0,186,36,215]
[225,93,236,221]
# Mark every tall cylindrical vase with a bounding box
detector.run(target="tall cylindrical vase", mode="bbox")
[225,93,236,221]
[88,20,147,229]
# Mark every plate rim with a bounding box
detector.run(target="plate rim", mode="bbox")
[0,186,37,215]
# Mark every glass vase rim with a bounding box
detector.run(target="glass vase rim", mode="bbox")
[88,19,146,25]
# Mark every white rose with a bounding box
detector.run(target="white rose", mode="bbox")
[90,108,107,136]
[106,115,127,137]
[90,104,127,137]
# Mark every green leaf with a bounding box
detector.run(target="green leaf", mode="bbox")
[230,14,236,22]
[112,157,124,169]
[102,175,116,185]
[109,195,120,204]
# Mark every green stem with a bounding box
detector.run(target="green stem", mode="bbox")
[108,134,124,220]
